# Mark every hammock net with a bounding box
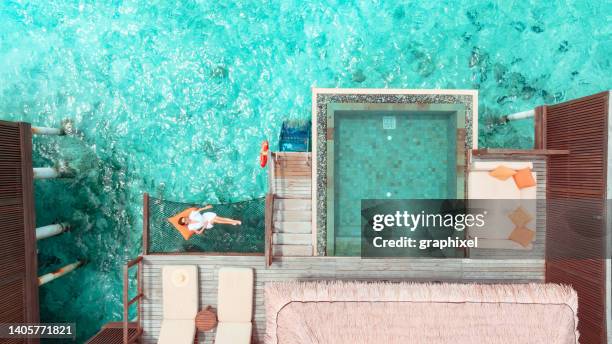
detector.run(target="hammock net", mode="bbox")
[147,196,265,253]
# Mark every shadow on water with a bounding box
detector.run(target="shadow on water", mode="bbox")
[34,133,134,343]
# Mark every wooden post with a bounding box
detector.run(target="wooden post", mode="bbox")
[504,109,535,121]
[35,223,69,240]
[33,161,75,179]
[38,261,83,285]
[31,126,64,135]
[124,256,143,344]
[534,105,547,149]
[33,167,60,179]
[123,262,128,344]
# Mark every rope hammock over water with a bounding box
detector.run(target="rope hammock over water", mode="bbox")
[148,196,265,254]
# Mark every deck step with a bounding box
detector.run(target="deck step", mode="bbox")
[274,179,311,197]
[274,198,311,211]
[273,221,311,233]
[273,209,311,222]
[273,233,312,245]
[272,244,313,256]
[275,191,311,198]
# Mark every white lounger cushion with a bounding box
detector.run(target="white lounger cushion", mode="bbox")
[158,319,196,344]
[215,322,253,343]
[467,164,537,250]
[471,160,533,171]
[162,265,198,319]
[217,267,254,322]
[216,267,254,344]
[468,171,521,199]
[158,265,198,344]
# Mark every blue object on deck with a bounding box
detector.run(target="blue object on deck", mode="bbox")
[279,120,311,152]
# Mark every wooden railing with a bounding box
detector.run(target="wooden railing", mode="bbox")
[123,256,143,343]
[265,150,276,267]
[265,193,274,267]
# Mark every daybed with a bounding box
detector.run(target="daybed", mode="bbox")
[264,281,578,344]
[467,160,537,250]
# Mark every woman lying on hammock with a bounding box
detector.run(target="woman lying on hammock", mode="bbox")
[177,205,242,234]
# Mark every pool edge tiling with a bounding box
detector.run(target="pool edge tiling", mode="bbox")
[312,88,478,256]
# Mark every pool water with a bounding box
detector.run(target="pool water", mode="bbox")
[331,110,461,256]
[0,1,609,342]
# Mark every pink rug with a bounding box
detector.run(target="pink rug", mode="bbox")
[264,281,578,344]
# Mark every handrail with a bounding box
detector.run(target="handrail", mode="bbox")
[268,151,275,194]
[123,256,144,344]
[265,151,276,267]
[265,193,274,267]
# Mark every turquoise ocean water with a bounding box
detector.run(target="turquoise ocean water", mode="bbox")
[0,1,610,342]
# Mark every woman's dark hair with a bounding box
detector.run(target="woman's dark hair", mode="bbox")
[178,217,187,226]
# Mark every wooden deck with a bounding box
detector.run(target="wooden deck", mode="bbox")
[140,255,544,344]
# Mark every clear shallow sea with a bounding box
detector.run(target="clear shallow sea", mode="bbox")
[0,0,610,342]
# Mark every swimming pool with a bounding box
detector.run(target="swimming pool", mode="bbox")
[322,96,469,256]
[0,1,609,341]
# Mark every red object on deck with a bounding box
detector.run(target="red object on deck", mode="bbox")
[260,140,269,167]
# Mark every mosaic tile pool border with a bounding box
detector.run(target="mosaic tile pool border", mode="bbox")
[312,89,477,256]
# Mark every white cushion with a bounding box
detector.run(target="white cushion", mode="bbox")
[214,322,252,344]
[468,168,538,250]
[471,160,533,171]
[217,267,254,322]
[158,319,196,344]
[468,171,521,199]
[472,204,517,240]
[162,265,198,319]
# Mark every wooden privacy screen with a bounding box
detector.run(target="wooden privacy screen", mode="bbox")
[543,92,609,344]
[0,121,39,344]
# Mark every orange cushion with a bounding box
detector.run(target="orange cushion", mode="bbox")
[488,165,516,181]
[508,226,535,247]
[513,168,536,189]
[168,207,198,240]
[507,206,534,227]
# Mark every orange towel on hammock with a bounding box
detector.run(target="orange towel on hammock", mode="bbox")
[168,207,198,240]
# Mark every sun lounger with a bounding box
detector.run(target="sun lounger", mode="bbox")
[468,161,537,250]
[158,265,198,344]
[215,267,254,344]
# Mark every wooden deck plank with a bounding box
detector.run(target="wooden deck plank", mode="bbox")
[272,233,312,245]
[273,209,311,222]
[272,244,313,256]
[273,199,311,211]
[472,148,570,156]
[140,255,544,344]
[273,221,310,233]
